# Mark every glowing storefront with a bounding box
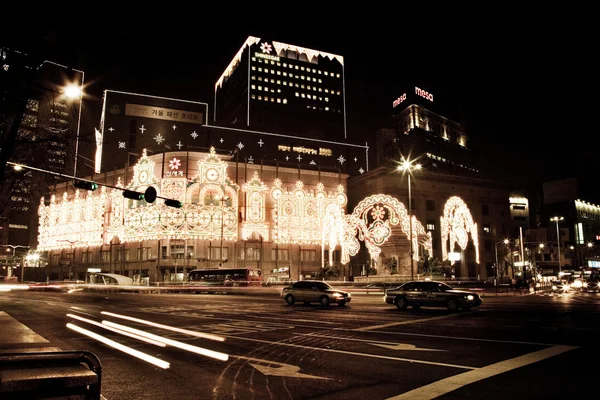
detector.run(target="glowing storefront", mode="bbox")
[38,147,353,283]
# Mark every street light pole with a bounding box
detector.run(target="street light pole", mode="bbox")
[494,239,509,286]
[397,159,422,281]
[1,245,29,282]
[408,173,413,280]
[551,216,564,275]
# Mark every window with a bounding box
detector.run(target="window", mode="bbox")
[271,249,289,261]
[482,204,489,216]
[483,224,491,234]
[170,240,185,259]
[137,247,152,260]
[82,251,92,264]
[210,247,229,261]
[243,248,260,261]
[301,250,317,262]
[116,249,130,261]
[101,250,110,263]
[425,197,435,210]
[427,220,436,231]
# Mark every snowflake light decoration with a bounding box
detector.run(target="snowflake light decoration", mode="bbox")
[169,157,181,170]
[337,155,346,165]
[154,133,165,144]
[237,142,244,150]
[261,42,272,54]
[191,131,198,139]
[118,141,126,149]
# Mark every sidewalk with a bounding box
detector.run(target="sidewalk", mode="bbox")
[0,311,60,352]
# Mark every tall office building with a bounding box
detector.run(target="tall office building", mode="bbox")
[214,36,347,140]
[376,84,478,176]
[0,46,84,248]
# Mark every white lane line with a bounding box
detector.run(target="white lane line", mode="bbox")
[386,345,578,400]
[374,329,555,346]
[355,314,458,331]
[225,335,474,370]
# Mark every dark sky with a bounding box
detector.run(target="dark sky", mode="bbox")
[5,5,597,201]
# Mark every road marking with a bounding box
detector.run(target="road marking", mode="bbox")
[225,335,475,370]
[355,314,458,331]
[0,311,49,344]
[250,363,329,379]
[232,355,329,379]
[369,343,445,352]
[298,333,446,351]
[386,345,578,400]
[373,329,555,346]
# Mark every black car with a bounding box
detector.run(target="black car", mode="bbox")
[384,280,482,311]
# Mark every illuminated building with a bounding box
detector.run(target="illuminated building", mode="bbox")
[96,90,367,180]
[348,165,517,281]
[376,85,478,177]
[214,36,347,140]
[40,147,358,283]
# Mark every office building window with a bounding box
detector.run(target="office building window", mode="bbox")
[482,204,489,216]
[271,249,289,261]
[483,224,491,234]
[427,220,436,231]
[301,250,317,261]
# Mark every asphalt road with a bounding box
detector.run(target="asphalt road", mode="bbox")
[1,288,599,400]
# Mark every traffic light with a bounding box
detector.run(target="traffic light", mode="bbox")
[73,179,98,191]
[164,199,182,208]
[123,190,144,200]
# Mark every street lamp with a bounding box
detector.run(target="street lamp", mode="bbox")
[494,239,510,284]
[550,216,564,275]
[1,245,30,282]
[397,158,422,280]
[216,194,230,267]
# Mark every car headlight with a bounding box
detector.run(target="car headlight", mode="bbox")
[333,292,343,298]
[552,285,557,290]
[466,295,474,301]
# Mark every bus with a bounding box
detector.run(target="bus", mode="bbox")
[187,268,261,286]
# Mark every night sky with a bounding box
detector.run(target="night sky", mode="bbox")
[5,6,596,202]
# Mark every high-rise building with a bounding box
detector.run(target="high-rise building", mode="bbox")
[376,84,478,176]
[214,36,346,140]
[0,46,84,248]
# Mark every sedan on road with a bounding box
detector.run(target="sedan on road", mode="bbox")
[384,280,482,311]
[281,280,351,306]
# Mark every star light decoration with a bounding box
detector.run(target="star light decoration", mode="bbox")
[154,133,165,144]
[169,158,181,170]
[440,196,480,264]
[118,142,126,149]
[191,131,198,139]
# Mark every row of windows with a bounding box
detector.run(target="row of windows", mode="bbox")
[250,94,341,112]
[251,75,341,95]
[251,56,341,78]
[426,153,479,173]
[294,92,330,102]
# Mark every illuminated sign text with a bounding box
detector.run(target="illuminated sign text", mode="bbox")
[393,93,407,108]
[277,145,332,156]
[125,104,203,124]
[255,52,280,62]
[415,87,433,102]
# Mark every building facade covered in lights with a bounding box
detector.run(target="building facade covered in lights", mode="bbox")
[38,147,361,283]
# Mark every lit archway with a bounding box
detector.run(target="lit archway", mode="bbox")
[440,196,480,264]
[342,194,431,263]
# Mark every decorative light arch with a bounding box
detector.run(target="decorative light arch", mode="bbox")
[241,171,270,241]
[342,194,432,263]
[440,196,480,264]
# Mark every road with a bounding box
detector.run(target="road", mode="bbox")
[1,288,598,399]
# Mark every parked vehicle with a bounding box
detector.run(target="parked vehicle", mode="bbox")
[280,280,351,306]
[384,280,482,311]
